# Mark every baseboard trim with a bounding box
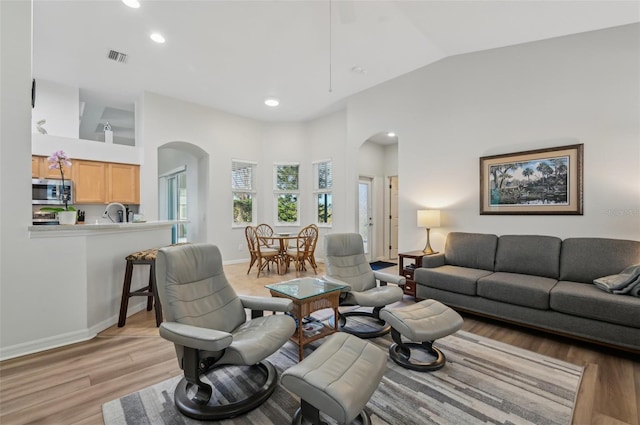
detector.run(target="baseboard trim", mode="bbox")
[0,301,147,361]
[0,328,96,361]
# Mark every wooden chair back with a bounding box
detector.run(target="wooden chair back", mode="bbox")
[255,223,274,247]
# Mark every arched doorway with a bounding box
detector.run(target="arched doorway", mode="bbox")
[358,131,398,261]
[158,142,209,243]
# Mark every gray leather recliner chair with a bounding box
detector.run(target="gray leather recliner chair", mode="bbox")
[155,243,296,420]
[323,233,405,338]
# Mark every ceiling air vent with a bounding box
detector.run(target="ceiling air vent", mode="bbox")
[107,49,128,64]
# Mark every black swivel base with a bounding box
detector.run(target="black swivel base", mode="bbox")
[291,399,372,425]
[388,329,446,372]
[330,306,391,339]
[174,359,277,421]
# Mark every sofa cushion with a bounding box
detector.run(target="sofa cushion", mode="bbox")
[444,232,498,271]
[551,281,640,328]
[559,238,640,283]
[477,272,557,310]
[414,265,493,296]
[495,235,561,279]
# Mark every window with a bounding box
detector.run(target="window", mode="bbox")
[232,160,257,226]
[274,163,300,225]
[313,160,332,226]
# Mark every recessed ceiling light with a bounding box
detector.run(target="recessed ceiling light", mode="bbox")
[387,132,396,137]
[122,0,140,8]
[264,98,279,107]
[150,33,165,44]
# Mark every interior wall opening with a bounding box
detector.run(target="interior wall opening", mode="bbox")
[358,131,399,261]
[158,141,209,244]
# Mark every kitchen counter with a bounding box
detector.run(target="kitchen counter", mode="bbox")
[4,220,175,360]
[29,220,179,237]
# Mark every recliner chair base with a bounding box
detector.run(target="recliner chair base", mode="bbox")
[174,360,277,421]
[291,400,372,425]
[388,329,446,372]
[330,307,391,339]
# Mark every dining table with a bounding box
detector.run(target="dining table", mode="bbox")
[258,233,301,274]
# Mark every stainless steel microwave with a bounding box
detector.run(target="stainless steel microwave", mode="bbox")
[32,178,74,205]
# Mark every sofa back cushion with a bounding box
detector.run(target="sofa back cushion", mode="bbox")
[495,235,562,279]
[560,238,640,283]
[445,232,498,271]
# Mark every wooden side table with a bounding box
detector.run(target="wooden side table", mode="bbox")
[265,278,344,360]
[398,250,427,298]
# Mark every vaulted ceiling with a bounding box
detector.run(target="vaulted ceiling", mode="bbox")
[33,0,639,126]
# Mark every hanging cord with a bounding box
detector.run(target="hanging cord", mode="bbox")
[329,0,333,93]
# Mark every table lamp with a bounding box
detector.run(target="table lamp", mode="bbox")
[417,210,441,254]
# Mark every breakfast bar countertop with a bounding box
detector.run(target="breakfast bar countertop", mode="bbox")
[28,220,179,237]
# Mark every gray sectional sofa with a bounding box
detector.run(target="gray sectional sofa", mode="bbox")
[413,232,640,352]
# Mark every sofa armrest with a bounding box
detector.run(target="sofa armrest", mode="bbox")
[422,253,445,268]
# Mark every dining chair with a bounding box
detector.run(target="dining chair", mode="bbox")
[244,226,258,274]
[285,224,318,274]
[246,225,281,277]
[255,223,275,248]
[307,224,319,270]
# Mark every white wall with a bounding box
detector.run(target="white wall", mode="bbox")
[140,93,350,262]
[140,91,265,260]
[32,133,141,164]
[305,110,349,258]
[0,2,87,359]
[258,123,308,231]
[31,79,79,138]
[348,23,640,253]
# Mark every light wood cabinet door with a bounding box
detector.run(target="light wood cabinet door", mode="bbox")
[73,160,107,204]
[32,156,71,179]
[108,163,140,204]
[32,157,40,178]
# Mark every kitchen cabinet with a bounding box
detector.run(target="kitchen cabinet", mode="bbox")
[108,163,140,204]
[73,160,107,204]
[32,155,70,179]
[72,160,140,204]
[32,157,40,178]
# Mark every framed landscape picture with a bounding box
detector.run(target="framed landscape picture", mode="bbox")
[479,144,583,215]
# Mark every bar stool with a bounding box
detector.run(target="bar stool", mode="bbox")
[118,247,163,327]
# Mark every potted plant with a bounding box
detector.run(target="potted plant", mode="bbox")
[40,150,76,225]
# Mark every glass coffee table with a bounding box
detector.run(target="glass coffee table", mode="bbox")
[266,277,345,360]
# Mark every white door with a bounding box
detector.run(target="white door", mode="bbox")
[389,176,399,259]
[359,177,373,261]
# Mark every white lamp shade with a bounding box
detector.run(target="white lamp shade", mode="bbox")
[417,210,441,228]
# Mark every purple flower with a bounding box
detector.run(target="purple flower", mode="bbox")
[47,150,72,170]
[46,150,73,211]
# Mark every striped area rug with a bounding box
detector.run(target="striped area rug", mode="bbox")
[102,330,583,425]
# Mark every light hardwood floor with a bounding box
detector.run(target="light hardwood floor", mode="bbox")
[1,261,638,425]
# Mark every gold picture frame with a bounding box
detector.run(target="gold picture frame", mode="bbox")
[480,144,583,215]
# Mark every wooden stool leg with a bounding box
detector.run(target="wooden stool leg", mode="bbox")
[118,261,134,327]
[145,262,153,312]
[150,261,163,327]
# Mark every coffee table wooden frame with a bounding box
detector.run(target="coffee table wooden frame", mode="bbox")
[267,287,341,361]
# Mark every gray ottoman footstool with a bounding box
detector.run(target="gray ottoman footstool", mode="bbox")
[379,299,463,371]
[281,332,386,425]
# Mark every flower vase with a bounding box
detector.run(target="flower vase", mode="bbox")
[58,211,76,225]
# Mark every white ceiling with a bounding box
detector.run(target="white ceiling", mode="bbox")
[33,0,639,128]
